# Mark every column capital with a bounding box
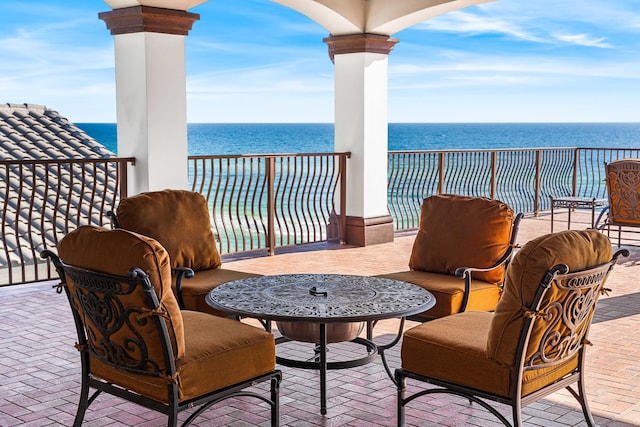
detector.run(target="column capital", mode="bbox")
[99,6,200,36]
[323,33,399,62]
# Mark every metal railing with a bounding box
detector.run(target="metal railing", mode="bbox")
[0,158,134,286]
[388,147,640,231]
[189,152,349,255]
[2,147,638,286]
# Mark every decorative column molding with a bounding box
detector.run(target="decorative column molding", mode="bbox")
[99,6,200,35]
[324,33,398,62]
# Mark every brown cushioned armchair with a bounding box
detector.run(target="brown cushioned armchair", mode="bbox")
[595,158,640,246]
[396,229,627,427]
[42,225,281,427]
[379,194,523,319]
[109,189,260,316]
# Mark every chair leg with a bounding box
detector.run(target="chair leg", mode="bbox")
[73,383,89,427]
[167,408,178,427]
[270,375,281,427]
[73,359,91,427]
[396,371,407,427]
[512,397,522,427]
[568,379,596,427]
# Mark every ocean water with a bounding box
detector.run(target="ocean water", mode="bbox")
[76,123,640,156]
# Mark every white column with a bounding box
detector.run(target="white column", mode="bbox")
[100,6,199,195]
[113,33,189,193]
[325,34,398,246]
[334,51,390,219]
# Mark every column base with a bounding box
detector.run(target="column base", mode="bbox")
[345,215,394,246]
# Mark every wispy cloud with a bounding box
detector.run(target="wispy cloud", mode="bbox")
[415,10,545,43]
[552,33,612,48]
[414,1,628,50]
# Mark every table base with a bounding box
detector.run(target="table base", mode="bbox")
[274,319,405,415]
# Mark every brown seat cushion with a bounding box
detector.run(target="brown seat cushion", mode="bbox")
[378,270,501,319]
[487,229,612,367]
[116,189,222,271]
[176,268,261,316]
[57,225,185,359]
[90,311,276,403]
[402,311,579,398]
[409,195,515,284]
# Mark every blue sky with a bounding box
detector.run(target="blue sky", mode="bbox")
[0,0,639,123]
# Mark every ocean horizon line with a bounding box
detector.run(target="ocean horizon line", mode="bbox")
[75,122,640,155]
[76,121,640,125]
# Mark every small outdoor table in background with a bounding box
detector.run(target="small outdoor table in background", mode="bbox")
[549,196,607,232]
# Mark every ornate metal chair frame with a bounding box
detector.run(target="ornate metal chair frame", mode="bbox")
[396,249,628,427]
[595,158,640,246]
[42,250,282,427]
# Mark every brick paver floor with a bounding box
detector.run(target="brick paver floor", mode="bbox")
[1,211,638,426]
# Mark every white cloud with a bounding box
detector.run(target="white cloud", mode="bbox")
[415,10,545,43]
[552,33,613,48]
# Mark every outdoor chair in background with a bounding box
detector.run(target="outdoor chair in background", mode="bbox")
[595,158,640,246]
[396,229,627,427]
[109,189,260,316]
[42,226,281,427]
[378,194,523,320]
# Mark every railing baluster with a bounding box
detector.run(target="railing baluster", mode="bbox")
[0,157,134,286]
[267,157,276,255]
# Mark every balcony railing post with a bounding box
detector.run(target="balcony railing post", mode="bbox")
[119,159,129,200]
[490,151,497,200]
[534,150,541,216]
[437,152,445,195]
[573,149,579,197]
[267,157,276,256]
[339,153,348,244]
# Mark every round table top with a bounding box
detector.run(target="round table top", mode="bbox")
[205,273,435,322]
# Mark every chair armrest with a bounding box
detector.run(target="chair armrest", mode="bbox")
[172,267,195,309]
[453,242,520,313]
[105,211,120,229]
[454,249,517,278]
[594,205,610,229]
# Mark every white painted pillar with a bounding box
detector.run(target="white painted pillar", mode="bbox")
[325,34,398,246]
[99,6,200,195]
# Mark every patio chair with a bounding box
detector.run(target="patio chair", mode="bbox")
[396,229,627,427]
[378,194,523,319]
[42,225,281,427]
[109,189,260,316]
[595,158,640,246]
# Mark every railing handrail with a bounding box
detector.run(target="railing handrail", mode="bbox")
[189,152,351,160]
[389,147,577,154]
[390,146,640,155]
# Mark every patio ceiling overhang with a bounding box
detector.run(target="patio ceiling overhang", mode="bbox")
[270,0,495,35]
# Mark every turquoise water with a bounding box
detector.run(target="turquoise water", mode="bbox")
[76,123,640,155]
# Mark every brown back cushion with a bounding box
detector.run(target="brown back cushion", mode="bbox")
[58,225,185,359]
[409,195,515,283]
[487,229,612,366]
[116,190,221,271]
